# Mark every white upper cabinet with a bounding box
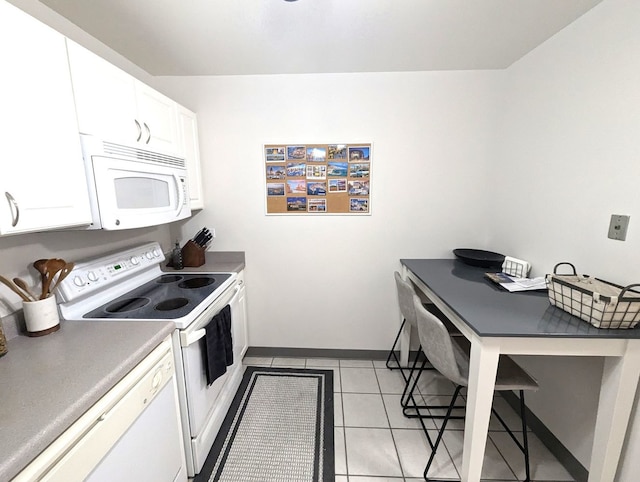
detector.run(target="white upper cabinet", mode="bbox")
[66,41,180,156]
[178,106,204,210]
[0,1,91,235]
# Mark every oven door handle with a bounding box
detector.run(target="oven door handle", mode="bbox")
[179,284,241,347]
[181,328,206,347]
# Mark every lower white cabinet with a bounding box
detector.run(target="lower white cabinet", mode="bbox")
[14,338,187,482]
[178,106,205,210]
[0,1,91,236]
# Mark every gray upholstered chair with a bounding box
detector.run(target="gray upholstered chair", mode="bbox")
[387,271,463,417]
[409,293,539,481]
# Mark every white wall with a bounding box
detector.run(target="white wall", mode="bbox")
[489,0,640,476]
[159,71,500,349]
[158,0,640,475]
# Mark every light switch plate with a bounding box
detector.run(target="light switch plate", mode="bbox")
[608,214,630,241]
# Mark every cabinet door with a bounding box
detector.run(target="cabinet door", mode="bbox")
[135,82,180,155]
[0,3,91,235]
[66,40,139,145]
[178,106,204,209]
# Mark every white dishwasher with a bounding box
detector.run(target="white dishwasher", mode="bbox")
[14,337,187,482]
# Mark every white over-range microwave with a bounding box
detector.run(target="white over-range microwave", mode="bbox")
[78,134,191,230]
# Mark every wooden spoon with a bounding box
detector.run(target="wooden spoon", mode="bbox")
[48,262,75,297]
[40,259,67,300]
[33,259,48,296]
[0,275,31,302]
[13,277,37,301]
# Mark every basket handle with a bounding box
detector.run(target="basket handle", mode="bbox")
[553,262,577,275]
[619,283,640,298]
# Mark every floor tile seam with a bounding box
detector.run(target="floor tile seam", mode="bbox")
[484,434,520,481]
[373,366,407,480]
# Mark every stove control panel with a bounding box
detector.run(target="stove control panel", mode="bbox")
[56,242,166,302]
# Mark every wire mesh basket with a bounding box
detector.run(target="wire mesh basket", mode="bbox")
[546,263,640,329]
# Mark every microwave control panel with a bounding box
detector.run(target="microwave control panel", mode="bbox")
[56,242,165,302]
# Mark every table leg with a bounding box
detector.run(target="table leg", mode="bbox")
[462,340,500,482]
[399,264,410,368]
[588,342,640,482]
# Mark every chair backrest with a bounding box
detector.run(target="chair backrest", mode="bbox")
[413,293,467,386]
[394,271,419,329]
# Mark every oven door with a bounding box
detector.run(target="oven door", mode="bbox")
[179,280,242,440]
[91,155,190,230]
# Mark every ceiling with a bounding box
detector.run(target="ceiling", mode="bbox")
[38,0,603,76]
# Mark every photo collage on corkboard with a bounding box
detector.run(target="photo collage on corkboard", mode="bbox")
[265,143,371,214]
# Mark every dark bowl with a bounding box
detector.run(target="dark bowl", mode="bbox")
[453,248,505,268]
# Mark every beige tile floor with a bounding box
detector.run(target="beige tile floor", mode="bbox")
[243,356,575,482]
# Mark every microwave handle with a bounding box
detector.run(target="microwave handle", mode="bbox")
[174,174,185,217]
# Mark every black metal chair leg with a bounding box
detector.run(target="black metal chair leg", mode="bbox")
[400,352,465,419]
[520,390,531,482]
[385,318,406,370]
[424,386,462,481]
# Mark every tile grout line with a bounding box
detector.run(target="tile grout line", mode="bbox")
[374,365,408,481]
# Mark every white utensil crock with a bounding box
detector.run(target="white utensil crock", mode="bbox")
[23,296,60,336]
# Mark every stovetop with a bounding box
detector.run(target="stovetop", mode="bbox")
[56,242,237,328]
[82,273,232,320]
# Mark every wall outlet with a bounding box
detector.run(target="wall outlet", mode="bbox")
[608,214,630,241]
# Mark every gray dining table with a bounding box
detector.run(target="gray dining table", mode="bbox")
[400,258,640,482]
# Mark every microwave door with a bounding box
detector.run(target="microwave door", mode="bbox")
[91,157,188,230]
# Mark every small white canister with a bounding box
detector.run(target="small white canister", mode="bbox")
[23,296,60,337]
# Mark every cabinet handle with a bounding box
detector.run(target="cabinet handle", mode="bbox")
[5,192,19,227]
[134,119,142,142]
[143,123,151,144]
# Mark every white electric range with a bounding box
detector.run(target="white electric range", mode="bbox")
[56,242,247,477]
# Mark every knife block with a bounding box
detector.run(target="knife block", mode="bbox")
[181,240,206,268]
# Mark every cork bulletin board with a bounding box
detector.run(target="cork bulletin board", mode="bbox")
[264,143,371,215]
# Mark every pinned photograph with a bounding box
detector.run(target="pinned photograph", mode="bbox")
[328,145,347,159]
[267,183,285,196]
[287,197,307,211]
[306,164,327,180]
[306,147,327,162]
[328,178,347,193]
[287,162,306,177]
[286,180,306,194]
[307,181,327,196]
[287,146,306,160]
[349,163,370,178]
[266,165,286,180]
[348,180,369,195]
[327,162,348,177]
[308,199,327,212]
[350,198,369,212]
[265,146,285,162]
[348,146,370,162]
